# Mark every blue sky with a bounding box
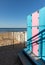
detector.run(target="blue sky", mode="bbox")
[0,0,45,28]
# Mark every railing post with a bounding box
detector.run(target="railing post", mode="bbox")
[40,33,43,59]
[28,41,30,50]
[29,40,32,51]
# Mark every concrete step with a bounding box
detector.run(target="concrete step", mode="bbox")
[18,51,32,65]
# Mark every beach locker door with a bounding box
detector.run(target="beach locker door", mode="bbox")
[27,15,32,51]
[32,12,39,56]
[39,7,45,60]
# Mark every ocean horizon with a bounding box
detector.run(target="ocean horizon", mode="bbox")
[0,28,27,32]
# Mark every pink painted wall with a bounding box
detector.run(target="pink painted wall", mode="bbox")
[32,11,39,56]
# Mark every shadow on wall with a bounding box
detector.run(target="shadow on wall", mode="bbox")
[0,43,25,65]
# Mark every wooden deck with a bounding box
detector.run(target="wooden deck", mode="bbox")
[18,51,32,65]
[0,43,24,65]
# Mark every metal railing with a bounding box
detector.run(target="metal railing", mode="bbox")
[26,29,45,60]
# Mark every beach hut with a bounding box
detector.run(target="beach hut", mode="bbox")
[27,7,45,62]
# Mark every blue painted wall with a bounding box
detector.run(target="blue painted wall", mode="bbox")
[39,7,45,60]
[27,15,32,51]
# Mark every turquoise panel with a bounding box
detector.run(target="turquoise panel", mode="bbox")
[27,27,32,39]
[27,15,32,51]
[27,15,32,27]
[39,7,45,31]
[42,41,45,60]
[39,7,45,60]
